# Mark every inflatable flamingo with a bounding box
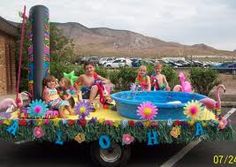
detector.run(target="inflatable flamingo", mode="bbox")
[179,72,192,92]
[172,72,192,92]
[0,92,32,113]
[0,98,17,112]
[199,84,226,110]
[173,85,182,92]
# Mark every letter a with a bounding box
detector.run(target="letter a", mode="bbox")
[6,120,18,136]
[195,122,204,136]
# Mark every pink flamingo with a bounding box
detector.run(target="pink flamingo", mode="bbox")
[0,92,32,113]
[199,84,226,110]
[179,72,192,92]
[172,72,192,92]
[173,85,182,92]
[0,98,17,112]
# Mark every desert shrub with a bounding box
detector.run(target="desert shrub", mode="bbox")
[190,67,220,95]
[161,65,179,89]
[114,67,136,91]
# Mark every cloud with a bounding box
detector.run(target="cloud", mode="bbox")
[0,0,235,50]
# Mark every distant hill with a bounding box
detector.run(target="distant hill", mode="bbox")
[54,22,234,57]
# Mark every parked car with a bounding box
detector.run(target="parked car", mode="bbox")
[103,58,132,68]
[88,56,99,65]
[80,56,90,64]
[165,60,183,68]
[98,57,115,65]
[175,60,191,67]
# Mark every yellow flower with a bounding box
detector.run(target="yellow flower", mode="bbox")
[113,121,120,127]
[98,118,105,124]
[36,119,43,126]
[184,100,203,120]
[143,120,151,127]
[170,126,181,138]
[52,118,61,127]
[74,133,85,143]
[188,119,195,126]
[3,119,11,125]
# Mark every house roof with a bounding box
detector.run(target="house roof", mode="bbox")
[0,16,18,37]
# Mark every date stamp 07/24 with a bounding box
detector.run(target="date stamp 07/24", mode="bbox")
[213,155,236,165]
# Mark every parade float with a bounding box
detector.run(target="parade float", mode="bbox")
[0,5,234,167]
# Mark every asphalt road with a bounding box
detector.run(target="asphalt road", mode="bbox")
[0,107,235,167]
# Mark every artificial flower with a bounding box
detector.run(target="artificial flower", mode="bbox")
[187,119,195,126]
[19,119,27,126]
[167,118,173,127]
[98,118,105,124]
[135,121,143,127]
[105,120,113,126]
[88,117,97,124]
[74,133,86,143]
[27,99,48,118]
[74,100,94,119]
[137,102,158,120]
[33,126,45,138]
[78,119,87,127]
[44,119,50,125]
[113,121,120,128]
[218,118,228,130]
[184,100,203,120]
[52,118,61,127]
[128,120,135,127]
[3,119,11,125]
[122,134,134,145]
[143,120,151,127]
[170,126,181,138]
[174,120,181,126]
[68,119,76,126]
[36,119,43,126]
[121,120,128,128]
[150,121,158,127]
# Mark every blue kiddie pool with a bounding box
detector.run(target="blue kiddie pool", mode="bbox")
[111,91,207,120]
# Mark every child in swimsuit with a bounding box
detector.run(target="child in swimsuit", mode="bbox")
[43,75,73,118]
[74,62,112,104]
[151,63,170,91]
[135,65,151,91]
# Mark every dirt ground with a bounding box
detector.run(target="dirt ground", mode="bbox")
[219,74,236,94]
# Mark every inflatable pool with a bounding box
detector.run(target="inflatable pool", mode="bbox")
[111,91,207,120]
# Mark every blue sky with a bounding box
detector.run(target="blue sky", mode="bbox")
[0,0,235,51]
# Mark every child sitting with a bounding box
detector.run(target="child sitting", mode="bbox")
[42,75,73,118]
[74,62,113,105]
[151,63,170,91]
[135,65,151,91]
[57,77,77,107]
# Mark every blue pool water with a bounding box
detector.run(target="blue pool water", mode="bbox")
[111,91,207,120]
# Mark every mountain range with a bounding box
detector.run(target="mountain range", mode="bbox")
[6,17,234,58]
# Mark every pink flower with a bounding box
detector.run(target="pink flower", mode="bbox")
[218,118,228,129]
[33,126,45,138]
[137,102,158,120]
[183,100,203,120]
[34,106,42,113]
[122,134,134,145]
[105,120,113,126]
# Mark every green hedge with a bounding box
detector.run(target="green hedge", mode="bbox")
[20,63,220,95]
[190,67,220,95]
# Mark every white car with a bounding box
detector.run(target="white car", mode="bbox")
[104,58,132,68]
[99,57,115,65]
